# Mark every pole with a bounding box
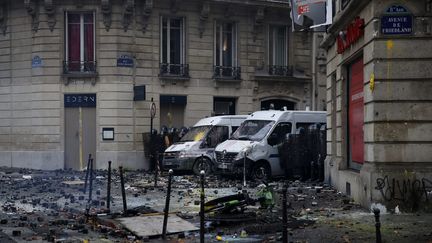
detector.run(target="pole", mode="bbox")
[83,154,92,193]
[119,166,128,215]
[373,208,382,243]
[88,158,94,202]
[107,161,112,212]
[162,169,174,239]
[243,151,247,187]
[282,182,288,243]
[200,170,205,243]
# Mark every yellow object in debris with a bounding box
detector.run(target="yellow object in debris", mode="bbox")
[83,240,89,243]
[216,235,223,241]
[240,230,248,238]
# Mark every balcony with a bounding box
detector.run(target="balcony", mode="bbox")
[159,63,190,81]
[268,65,293,76]
[63,60,97,78]
[254,65,310,83]
[213,66,241,81]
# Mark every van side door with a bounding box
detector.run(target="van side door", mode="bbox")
[267,122,292,176]
[268,122,292,146]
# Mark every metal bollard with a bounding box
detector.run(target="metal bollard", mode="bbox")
[373,208,382,243]
[154,156,158,188]
[83,154,92,193]
[119,166,128,215]
[162,169,174,239]
[200,170,205,243]
[282,182,288,243]
[107,161,112,212]
[88,158,94,202]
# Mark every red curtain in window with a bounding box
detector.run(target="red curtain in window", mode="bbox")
[84,13,94,71]
[68,14,81,71]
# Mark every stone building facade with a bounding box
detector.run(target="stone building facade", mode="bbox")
[0,0,325,170]
[322,0,432,210]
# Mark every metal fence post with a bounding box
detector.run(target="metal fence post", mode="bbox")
[88,158,94,202]
[282,182,288,243]
[162,169,174,239]
[200,170,205,243]
[373,208,382,243]
[119,166,128,215]
[107,161,112,212]
[83,154,92,193]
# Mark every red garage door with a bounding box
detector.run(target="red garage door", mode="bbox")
[348,57,364,167]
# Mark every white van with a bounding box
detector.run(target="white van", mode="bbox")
[214,110,326,179]
[162,115,247,175]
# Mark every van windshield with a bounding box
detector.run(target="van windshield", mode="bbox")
[180,126,211,142]
[231,120,275,141]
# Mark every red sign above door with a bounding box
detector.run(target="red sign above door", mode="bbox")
[337,17,365,54]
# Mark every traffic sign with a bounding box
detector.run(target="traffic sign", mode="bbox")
[150,102,156,118]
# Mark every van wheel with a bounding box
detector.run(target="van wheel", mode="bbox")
[193,157,212,175]
[251,162,271,181]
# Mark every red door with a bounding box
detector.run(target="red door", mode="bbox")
[349,57,364,165]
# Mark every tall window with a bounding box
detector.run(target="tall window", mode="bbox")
[268,25,290,76]
[160,17,187,77]
[214,22,240,79]
[65,12,95,73]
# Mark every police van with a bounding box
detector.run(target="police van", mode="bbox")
[162,115,247,175]
[214,110,326,179]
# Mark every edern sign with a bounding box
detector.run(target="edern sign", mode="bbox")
[337,17,365,54]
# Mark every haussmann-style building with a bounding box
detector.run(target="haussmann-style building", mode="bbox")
[322,0,432,210]
[0,0,326,171]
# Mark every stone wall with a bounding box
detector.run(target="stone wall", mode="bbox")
[324,0,432,210]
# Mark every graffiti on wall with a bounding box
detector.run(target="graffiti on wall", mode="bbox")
[375,176,432,202]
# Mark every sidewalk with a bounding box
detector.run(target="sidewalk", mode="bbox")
[0,167,431,242]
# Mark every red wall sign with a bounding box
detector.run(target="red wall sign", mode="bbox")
[337,17,365,54]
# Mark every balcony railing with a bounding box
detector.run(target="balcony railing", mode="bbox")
[268,65,293,76]
[159,63,189,78]
[213,66,241,80]
[63,60,97,74]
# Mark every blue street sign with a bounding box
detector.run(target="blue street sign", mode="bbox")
[117,55,134,67]
[32,56,43,68]
[381,5,412,35]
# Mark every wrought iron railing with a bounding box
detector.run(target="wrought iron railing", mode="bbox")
[268,65,293,76]
[159,63,189,77]
[63,60,97,74]
[213,66,241,80]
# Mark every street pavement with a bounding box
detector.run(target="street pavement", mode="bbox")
[0,167,431,242]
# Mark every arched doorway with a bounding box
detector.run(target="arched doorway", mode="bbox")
[261,99,295,110]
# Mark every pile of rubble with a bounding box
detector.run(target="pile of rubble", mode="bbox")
[0,167,405,242]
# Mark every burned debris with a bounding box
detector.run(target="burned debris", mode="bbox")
[1,160,431,242]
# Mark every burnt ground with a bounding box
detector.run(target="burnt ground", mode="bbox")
[0,167,431,243]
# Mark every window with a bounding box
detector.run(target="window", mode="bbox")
[269,122,292,145]
[268,25,291,76]
[160,17,188,77]
[65,12,96,73]
[232,120,275,142]
[214,22,240,79]
[214,97,236,115]
[206,126,229,148]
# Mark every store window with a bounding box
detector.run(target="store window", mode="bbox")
[347,56,364,170]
